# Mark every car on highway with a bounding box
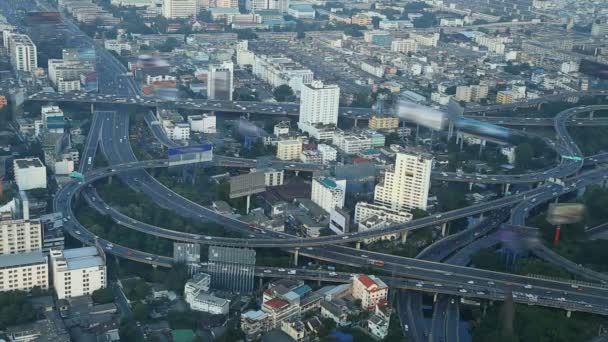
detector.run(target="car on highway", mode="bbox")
[459,289,467,293]
[524,284,533,289]
[145,257,153,261]
[264,270,271,273]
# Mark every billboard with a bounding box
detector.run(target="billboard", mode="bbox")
[546,203,585,225]
[168,144,213,166]
[229,172,266,199]
[455,117,511,142]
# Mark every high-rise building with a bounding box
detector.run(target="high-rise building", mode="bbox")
[13,158,47,191]
[311,177,346,213]
[298,80,340,136]
[207,61,234,101]
[50,247,107,299]
[162,0,198,18]
[0,251,48,292]
[207,246,255,293]
[6,33,37,72]
[0,216,42,255]
[374,149,433,211]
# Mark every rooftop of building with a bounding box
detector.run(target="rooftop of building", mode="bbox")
[14,157,44,169]
[0,250,46,268]
[264,297,290,310]
[55,246,104,271]
[243,310,267,321]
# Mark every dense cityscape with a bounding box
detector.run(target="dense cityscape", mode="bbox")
[0,0,608,341]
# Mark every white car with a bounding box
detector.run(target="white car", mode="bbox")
[524,284,533,289]
[459,289,467,293]
[145,257,153,261]
[263,270,272,273]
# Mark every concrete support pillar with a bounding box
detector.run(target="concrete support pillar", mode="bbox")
[108,176,112,185]
[566,310,572,318]
[246,195,251,214]
[356,242,361,250]
[258,277,263,289]
[152,264,157,269]
[537,102,543,111]
[353,118,359,127]
[401,231,408,243]
[90,103,95,114]
[479,212,484,221]
[317,279,321,286]
[504,183,511,195]
[459,133,464,151]
[433,293,438,303]
[294,249,299,266]
[590,111,594,119]
[469,182,473,192]
[295,171,299,177]
[441,222,449,237]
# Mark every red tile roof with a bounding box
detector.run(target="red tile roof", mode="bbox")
[357,274,377,289]
[264,298,289,310]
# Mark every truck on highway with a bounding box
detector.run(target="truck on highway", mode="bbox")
[69,171,85,180]
[368,259,385,267]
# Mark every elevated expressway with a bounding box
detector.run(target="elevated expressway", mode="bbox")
[53,106,608,316]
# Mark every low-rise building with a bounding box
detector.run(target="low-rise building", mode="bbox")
[352,275,389,310]
[188,114,216,134]
[14,158,47,191]
[50,247,107,299]
[300,150,323,164]
[369,116,399,131]
[311,177,346,213]
[277,139,302,161]
[0,251,48,292]
[317,144,337,164]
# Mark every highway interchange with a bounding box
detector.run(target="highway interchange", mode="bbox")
[31,4,608,340]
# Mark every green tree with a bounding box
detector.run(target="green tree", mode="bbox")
[273,84,295,102]
[158,37,179,52]
[132,302,151,322]
[515,143,534,169]
[92,288,114,304]
[236,29,258,40]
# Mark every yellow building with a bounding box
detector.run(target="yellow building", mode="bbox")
[496,90,514,104]
[276,139,302,161]
[368,115,399,131]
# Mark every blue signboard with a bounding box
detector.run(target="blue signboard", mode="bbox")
[168,144,213,156]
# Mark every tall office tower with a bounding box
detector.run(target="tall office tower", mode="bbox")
[208,246,255,293]
[50,246,107,299]
[374,149,433,211]
[162,0,198,18]
[207,61,234,101]
[297,80,340,138]
[6,33,37,72]
[0,215,42,255]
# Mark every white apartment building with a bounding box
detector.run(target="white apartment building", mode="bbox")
[50,247,107,299]
[354,202,412,225]
[352,274,388,310]
[162,0,198,18]
[183,273,229,314]
[298,80,340,136]
[311,177,346,213]
[188,114,216,133]
[0,251,48,292]
[6,33,37,72]
[0,218,42,255]
[318,144,337,164]
[41,105,65,134]
[208,61,234,101]
[391,39,417,54]
[253,55,314,93]
[263,169,284,187]
[374,150,433,211]
[412,32,439,47]
[332,131,372,155]
[163,121,191,141]
[14,158,47,191]
[276,139,302,161]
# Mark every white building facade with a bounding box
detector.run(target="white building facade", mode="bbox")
[311,177,346,213]
[50,247,107,299]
